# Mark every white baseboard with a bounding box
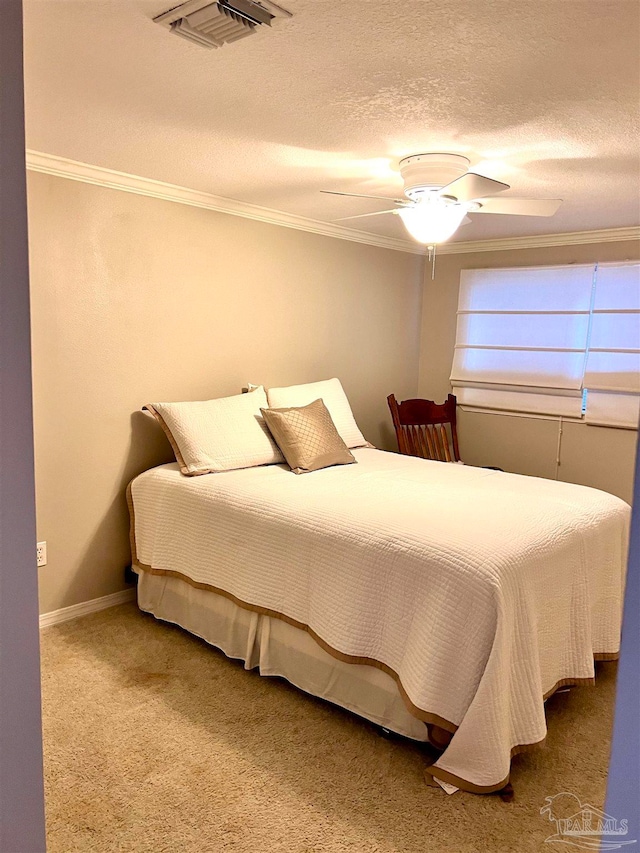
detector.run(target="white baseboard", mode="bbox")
[39,588,136,629]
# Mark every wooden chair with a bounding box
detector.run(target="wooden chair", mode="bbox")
[387,393,461,462]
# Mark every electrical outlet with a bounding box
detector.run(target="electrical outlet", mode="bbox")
[37,541,47,567]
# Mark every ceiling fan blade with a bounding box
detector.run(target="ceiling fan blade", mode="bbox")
[438,173,510,203]
[333,209,400,222]
[321,190,406,204]
[474,197,563,216]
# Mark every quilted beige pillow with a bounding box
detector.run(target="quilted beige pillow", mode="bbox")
[144,386,284,475]
[261,399,356,474]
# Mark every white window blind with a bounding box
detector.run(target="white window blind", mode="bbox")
[450,265,595,417]
[450,261,640,427]
[584,262,640,428]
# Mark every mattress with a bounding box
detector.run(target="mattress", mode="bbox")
[128,447,630,793]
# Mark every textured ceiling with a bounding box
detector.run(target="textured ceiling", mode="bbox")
[22,0,640,244]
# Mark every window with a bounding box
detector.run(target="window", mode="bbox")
[583,263,640,428]
[450,262,640,428]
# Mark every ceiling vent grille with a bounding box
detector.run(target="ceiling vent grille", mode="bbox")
[154,0,291,49]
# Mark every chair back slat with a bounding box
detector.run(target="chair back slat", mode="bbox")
[440,424,452,462]
[404,425,415,456]
[416,425,428,459]
[431,424,442,461]
[402,427,416,456]
[387,393,460,463]
[398,425,409,455]
[411,425,421,457]
[422,425,434,459]
[405,425,414,456]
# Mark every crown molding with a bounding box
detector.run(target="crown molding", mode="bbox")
[439,226,640,254]
[25,150,423,255]
[26,150,639,256]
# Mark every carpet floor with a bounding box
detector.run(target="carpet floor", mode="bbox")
[40,602,617,853]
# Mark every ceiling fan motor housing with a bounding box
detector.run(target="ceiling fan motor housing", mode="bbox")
[399,153,470,199]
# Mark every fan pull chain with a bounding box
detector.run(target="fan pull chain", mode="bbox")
[427,244,437,279]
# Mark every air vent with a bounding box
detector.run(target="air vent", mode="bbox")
[154,0,292,49]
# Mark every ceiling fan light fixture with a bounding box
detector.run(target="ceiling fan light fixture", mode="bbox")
[397,198,468,245]
[321,151,562,251]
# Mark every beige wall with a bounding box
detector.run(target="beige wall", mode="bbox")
[28,172,424,614]
[418,241,639,503]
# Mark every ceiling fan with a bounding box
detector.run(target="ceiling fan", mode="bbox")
[322,153,562,247]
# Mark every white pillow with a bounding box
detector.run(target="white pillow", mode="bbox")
[144,386,284,476]
[266,378,367,449]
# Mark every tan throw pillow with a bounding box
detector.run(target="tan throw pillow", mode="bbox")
[261,399,356,474]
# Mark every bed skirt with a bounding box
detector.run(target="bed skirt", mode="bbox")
[135,568,431,743]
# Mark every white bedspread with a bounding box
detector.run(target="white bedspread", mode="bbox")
[129,448,629,792]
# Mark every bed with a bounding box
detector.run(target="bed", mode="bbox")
[127,439,630,795]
